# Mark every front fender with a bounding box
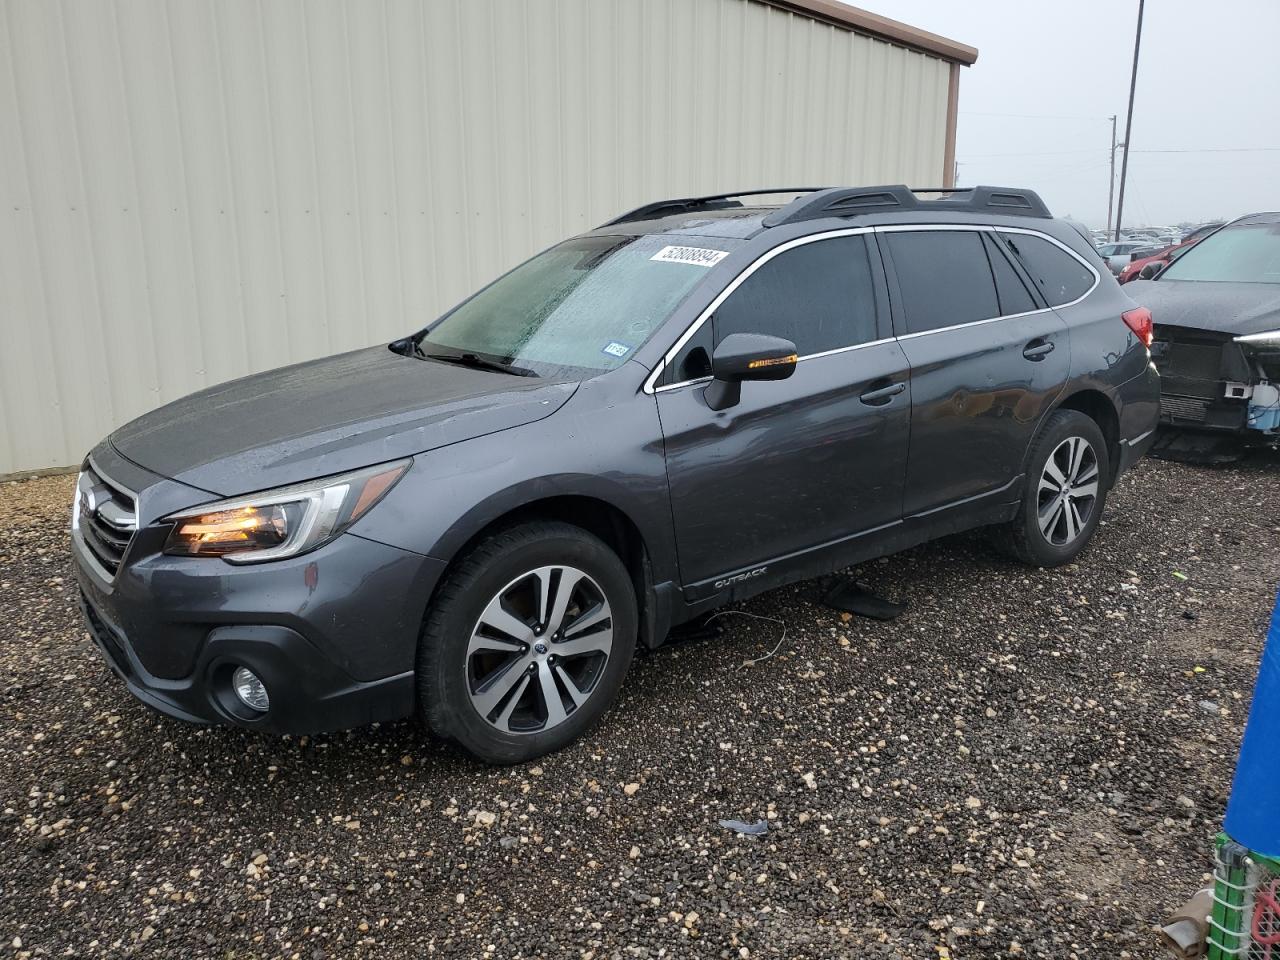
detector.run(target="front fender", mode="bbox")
[347,377,678,584]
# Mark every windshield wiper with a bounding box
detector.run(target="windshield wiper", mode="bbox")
[425,352,537,377]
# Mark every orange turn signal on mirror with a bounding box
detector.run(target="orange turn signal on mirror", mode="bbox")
[747,354,798,370]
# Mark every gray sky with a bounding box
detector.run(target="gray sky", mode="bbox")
[869,0,1280,229]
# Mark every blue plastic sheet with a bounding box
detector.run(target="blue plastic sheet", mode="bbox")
[1224,590,1280,858]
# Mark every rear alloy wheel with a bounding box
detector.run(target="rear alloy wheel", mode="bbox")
[993,409,1111,567]
[417,521,636,764]
[1036,436,1100,547]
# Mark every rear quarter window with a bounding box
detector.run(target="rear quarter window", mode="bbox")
[1001,232,1095,306]
[884,230,999,334]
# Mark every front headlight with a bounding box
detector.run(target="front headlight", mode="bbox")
[162,459,410,563]
[1236,329,1280,345]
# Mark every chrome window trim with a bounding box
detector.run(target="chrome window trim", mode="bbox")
[643,222,1100,396]
[985,225,1101,309]
[643,226,876,395]
[874,224,1101,331]
[654,336,898,394]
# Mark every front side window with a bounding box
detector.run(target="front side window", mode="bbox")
[422,234,742,377]
[885,230,999,334]
[713,235,879,352]
[1159,220,1280,284]
[668,234,880,383]
[999,232,1095,306]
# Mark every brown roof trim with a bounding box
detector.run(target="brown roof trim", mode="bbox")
[943,63,960,186]
[758,0,978,65]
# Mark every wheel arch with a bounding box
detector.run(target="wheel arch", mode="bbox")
[422,491,669,651]
[1051,388,1122,485]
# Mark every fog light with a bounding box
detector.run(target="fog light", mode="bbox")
[232,667,270,712]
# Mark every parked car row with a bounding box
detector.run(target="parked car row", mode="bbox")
[1092,223,1224,281]
[70,184,1160,762]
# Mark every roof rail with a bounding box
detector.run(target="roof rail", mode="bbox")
[761,184,1052,227]
[599,188,828,228]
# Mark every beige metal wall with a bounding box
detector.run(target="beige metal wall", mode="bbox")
[0,0,953,476]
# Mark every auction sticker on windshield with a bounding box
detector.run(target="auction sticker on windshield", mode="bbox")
[650,245,729,267]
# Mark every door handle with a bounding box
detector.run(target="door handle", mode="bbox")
[859,380,906,405]
[1023,339,1055,361]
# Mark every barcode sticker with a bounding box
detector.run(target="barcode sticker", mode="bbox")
[650,245,729,267]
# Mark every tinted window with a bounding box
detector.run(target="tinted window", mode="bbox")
[885,231,998,334]
[711,234,879,354]
[1000,232,1095,306]
[982,233,1037,315]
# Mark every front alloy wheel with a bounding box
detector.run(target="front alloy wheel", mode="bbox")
[416,520,637,764]
[467,565,613,735]
[1037,436,1100,546]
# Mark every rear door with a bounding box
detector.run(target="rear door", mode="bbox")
[879,226,1071,518]
[655,231,910,590]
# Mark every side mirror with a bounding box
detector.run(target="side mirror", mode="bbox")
[1140,261,1166,280]
[704,333,798,411]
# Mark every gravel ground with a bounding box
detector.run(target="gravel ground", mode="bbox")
[2,451,1278,959]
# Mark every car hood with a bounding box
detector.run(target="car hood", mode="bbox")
[1129,278,1280,337]
[110,346,578,496]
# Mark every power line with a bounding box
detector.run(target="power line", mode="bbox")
[1131,147,1280,154]
[959,110,1111,122]
[960,146,1280,160]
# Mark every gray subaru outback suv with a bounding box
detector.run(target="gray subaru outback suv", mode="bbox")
[72,186,1160,763]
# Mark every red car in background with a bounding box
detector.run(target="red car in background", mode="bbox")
[1118,223,1223,284]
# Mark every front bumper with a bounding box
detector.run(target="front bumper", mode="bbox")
[70,455,445,734]
[1151,328,1280,436]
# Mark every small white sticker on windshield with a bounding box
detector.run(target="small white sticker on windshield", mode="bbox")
[601,341,632,358]
[650,245,729,267]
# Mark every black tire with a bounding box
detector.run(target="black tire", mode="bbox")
[416,521,637,764]
[993,409,1111,567]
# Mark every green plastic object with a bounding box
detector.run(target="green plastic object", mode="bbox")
[1208,833,1280,959]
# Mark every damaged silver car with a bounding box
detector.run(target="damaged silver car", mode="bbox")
[1131,212,1280,450]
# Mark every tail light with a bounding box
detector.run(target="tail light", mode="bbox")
[1122,307,1153,348]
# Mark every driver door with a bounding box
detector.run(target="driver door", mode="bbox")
[655,233,911,591]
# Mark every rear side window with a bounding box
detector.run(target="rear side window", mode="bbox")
[982,233,1037,315]
[884,230,999,334]
[711,234,879,354]
[999,232,1094,306]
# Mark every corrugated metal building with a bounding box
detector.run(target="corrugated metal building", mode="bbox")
[0,0,975,478]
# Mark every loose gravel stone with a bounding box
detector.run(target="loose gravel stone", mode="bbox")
[1,451,1277,958]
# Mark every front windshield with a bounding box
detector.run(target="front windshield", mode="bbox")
[1160,220,1280,283]
[420,234,742,377]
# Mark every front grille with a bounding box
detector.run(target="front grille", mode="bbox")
[75,463,138,577]
[1161,393,1210,423]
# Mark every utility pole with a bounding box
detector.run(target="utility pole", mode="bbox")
[1114,0,1145,242]
[1106,115,1118,236]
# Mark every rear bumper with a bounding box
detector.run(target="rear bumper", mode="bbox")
[1118,426,1158,473]
[1115,362,1162,475]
